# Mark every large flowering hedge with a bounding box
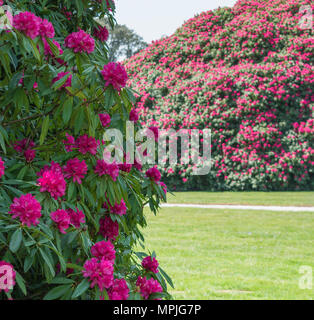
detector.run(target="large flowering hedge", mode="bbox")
[0,0,173,300]
[125,0,314,191]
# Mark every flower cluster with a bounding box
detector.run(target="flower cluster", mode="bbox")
[93,25,109,42]
[63,158,88,184]
[104,198,127,216]
[94,160,120,181]
[99,216,119,241]
[13,138,36,162]
[101,62,128,91]
[136,276,163,300]
[65,30,95,54]
[142,256,159,274]
[146,167,161,182]
[9,194,42,227]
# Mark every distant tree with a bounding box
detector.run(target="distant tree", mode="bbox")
[107,24,147,61]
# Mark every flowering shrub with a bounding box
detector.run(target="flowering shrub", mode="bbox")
[0,1,172,300]
[125,0,314,191]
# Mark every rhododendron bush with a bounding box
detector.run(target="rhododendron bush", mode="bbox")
[125,0,314,191]
[0,1,172,300]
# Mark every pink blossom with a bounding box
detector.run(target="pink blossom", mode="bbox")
[129,109,139,122]
[0,157,4,178]
[108,279,129,300]
[83,257,114,291]
[136,276,163,300]
[63,133,76,152]
[76,134,99,155]
[39,18,55,38]
[9,194,42,227]
[146,167,161,182]
[38,164,66,200]
[63,158,87,184]
[159,182,167,194]
[142,256,159,274]
[99,216,119,241]
[104,199,127,216]
[93,25,109,42]
[51,209,71,234]
[91,241,115,262]
[0,261,16,293]
[24,149,36,163]
[101,62,128,91]
[65,30,95,54]
[94,160,119,181]
[52,72,72,89]
[67,208,85,228]
[13,12,41,39]
[99,113,111,128]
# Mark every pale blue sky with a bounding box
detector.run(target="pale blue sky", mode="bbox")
[115,0,237,43]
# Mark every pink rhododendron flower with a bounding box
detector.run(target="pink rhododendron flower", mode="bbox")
[38,164,66,200]
[91,240,116,262]
[136,276,163,300]
[99,216,119,241]
[24,149,36,163]
[94,160,119,181]
[108,279,129,300]
[67,208,85,228]
[142,256,159,274]
[146,167,161,182]
[104,199,127,216]
[51,209,71,234]
[0,157,4,178]
[76,134,99,155]
[64,30,95,54]
[0,261,16,293]
[39,18,55,38]
[118,163,132,173]
[13,138,35,153]
[99,113,111,128]
[101,62,128,91]
[9,194,42,227]
[13,12,41,39]
[83,257,114,291]
[52,72,72,89]
[63,158,87,184]
[93,25,109,42]
[129,109,139,122]
[63,133,76,152]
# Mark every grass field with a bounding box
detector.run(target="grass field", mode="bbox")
[167,192,314,207]
[142,206,314,300]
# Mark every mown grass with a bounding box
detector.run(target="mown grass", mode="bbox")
[167,192,314,207]
[142,207,314,300]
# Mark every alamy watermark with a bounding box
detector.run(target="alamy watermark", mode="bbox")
[0,4,13,30]
[102,122,212,175]
[299,266,312,290]
[299,5,313,30]
[0,265,14,291]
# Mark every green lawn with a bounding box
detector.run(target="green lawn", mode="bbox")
[142,207,314,300]
[167,192,314,207]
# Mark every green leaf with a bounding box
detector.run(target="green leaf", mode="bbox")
[50,277,75,285]
[72,279,90,299]
[44,285,72,300]
[15,272,27,296]
[159,267,174,289]
[9,229,22,253]
[40,115,50,145]
[62,97,73,124]
[39,247,55,278]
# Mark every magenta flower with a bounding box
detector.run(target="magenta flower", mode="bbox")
[63,158,87,184]
[0,261,16,293]
[159,182,167,194]
[13,12,41,39]
[129,109,139,122]
[38,164,66,200]
[52,72,72,89]
[99,113,111,128]
[64,30,95,54]
[76,134,99,155]
[24,149,36,163]
[108,279,129,300]
[51,209,71,234]
[94,160,120,181]
[0,157,4,178]
[93,25,109,42]
[63,133,76,152]
[146,167,161,182]
[142,256,159,274]
[99,216,119,241]
[83,257,114,291]
[67,208,85,228]
[91,240,116,262]
[136,276,163,300]
[39,18,55,38]
[101,62,128,91]
[9,194,42,227]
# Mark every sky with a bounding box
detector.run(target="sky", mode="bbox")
[115,0,238,43]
